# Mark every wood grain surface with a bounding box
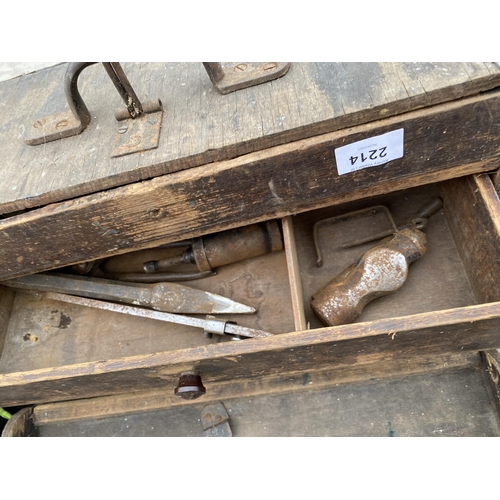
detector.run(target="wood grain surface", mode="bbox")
[32,351,479,426]
[35,363,500,437]
[1,89,500,280]
[1,62,499,214]
[441,174,500,304]
[1,301,500,406]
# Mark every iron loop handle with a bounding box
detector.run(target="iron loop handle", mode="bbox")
[25,62,290,146]
[64,62,98,131]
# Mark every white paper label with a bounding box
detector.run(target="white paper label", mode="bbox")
[335,129,404,175]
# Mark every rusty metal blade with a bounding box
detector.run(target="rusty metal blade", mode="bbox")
[31,291,273,339]
[2,272,256,315]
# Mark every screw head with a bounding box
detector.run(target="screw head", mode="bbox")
[118,125,128,134]
[33,119,46,129]
[263,63,277,71]
[55,119,68,130]
[234,63,248,72]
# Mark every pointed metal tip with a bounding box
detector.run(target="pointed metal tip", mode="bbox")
[217,303,256,314]
[178,290,256,314]
[206,292,256,314]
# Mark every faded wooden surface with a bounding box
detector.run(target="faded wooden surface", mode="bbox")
[441,174,500,304]
[1,179,500,406]
[34,360,500,437]
[32,351,478,425]
[482,350,500,421]
[0,286,15,355]
[2,90,500,281]
[2,301,500,406]
[292,184,478,329]
[1,62,499,215]
[282,217,307,330]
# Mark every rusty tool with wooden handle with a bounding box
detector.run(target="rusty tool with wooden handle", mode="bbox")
[311,227,427,326]
[310,199,443,327]
[98,220,284,282]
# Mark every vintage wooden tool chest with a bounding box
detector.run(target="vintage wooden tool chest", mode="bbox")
[1,62,500,436]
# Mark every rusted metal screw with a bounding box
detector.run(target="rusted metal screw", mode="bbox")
[263,63,277,71]
[56,120,68,130]
[174,371,206,400]
[234,63,248,72]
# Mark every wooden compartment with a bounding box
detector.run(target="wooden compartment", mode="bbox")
[288,182,477,329]
[0,173,500,407]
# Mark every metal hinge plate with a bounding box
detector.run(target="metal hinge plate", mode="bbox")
[112,102,163,158]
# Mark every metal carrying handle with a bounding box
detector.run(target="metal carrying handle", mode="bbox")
[25,62,161,146]
[64,62,97,132]
[24,62,290,146]
[24,62,98,145]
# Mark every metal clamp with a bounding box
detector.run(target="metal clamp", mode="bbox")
[203,315,241,340]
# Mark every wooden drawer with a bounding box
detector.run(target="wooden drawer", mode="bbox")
[1,172,499,407]
[3,350,500,436]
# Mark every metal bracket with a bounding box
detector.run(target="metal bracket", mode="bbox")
[24,62,97,146]
[103,62,163,158]
[112,100,163,158]
[24,62,163,158]
[203,62,291,94]
[24,62,290,152]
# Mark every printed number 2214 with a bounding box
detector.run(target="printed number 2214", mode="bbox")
[349,147,387,166]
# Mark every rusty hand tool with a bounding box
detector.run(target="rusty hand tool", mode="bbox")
[30,291,272,340]
[311,228,427,327]
[2,272,256,315]
[100,220,284,283]
[340,198,443,249]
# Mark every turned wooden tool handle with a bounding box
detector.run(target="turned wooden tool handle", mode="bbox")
[311,228,427,326]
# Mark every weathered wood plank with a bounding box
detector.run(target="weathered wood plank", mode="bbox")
[35,363,500,437]
[0,286,16,356]
[281,216,307,331]
[1,63,499,214]
[32,351,479,426]
[482,350,500,422]
[1,91,500,280]
[1,302,500,406]
[441,174,500,303]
